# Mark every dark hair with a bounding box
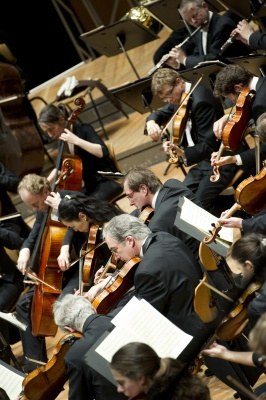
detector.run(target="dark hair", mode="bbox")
[58,192,122,224]
[228,233,266,283]
[38,103,69,124]
[214,65,252,97]
[110,342,210,400]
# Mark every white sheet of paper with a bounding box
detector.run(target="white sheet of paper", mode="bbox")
[0,361,24,400]
[95,297,193,362]
[180,197,233,243]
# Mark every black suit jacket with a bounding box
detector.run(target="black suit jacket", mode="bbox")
[147,85,223,166]
[148,178,200,255]
[185,11,250,68]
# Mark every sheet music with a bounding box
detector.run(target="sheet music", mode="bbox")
[0,360,24,400]
[180,197,233,243]
[95,297,193,362]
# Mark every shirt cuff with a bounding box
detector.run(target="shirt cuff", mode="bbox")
[235,154,243,166]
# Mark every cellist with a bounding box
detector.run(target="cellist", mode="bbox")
[38,103,123,201]
[145,68,243,215]
[14,174,81,373]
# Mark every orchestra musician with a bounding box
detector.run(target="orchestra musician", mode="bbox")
[0,162,30,364]
[202,234,266,397]
[14,174,82,373]
[122,166,201,256]
[110,342,211,400]
[53,294,127,400]
[145,68,243,214]
[57,192,123,289]
[154,0,250,71]
[211,67,266,174]
[38,103,123,201]
[230,19,266,50]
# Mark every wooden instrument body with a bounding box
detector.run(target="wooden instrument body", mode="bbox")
[82,224,101,285]
[235,163,266,216]
[31,221,67,337]
[57,154,83,192]
[222,88,255,152]
[171,91,190,147]
[92,257,141,314]
[0,62,44,177]
[22,332,81,400]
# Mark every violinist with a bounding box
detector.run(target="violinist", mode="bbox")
[153,0,250,71]
[57,192,123,287]
[38,103,123,201]
[110,342,210,400]
[14,174,82,373]
[123,166,201,257]
[53,293,127,400]
[146,68,238,214]
[211,65,266,176]
[202,234,266,397]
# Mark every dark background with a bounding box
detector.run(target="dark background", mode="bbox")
[0,1,81,90]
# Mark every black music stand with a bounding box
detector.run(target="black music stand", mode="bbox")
[227,54,266,76]
[112,76,164,114]
[143,0,185,31]
[180,61,227,91]
[80,19,159,80]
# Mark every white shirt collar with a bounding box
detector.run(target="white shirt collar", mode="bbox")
[152,190,160,209]
[250,76,259,91]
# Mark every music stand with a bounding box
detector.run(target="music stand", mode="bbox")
[80,19,159,80]
[227,54,266,76]
[180,61,227,91]
[112,76,164,114]
[143,0,185,31]
[220,0,266,19]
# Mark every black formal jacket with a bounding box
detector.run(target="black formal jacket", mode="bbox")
[147,85,224,166]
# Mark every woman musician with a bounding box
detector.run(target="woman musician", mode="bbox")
[38,103,122,201]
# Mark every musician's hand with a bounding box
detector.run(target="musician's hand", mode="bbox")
[167,47,186,67]
[45,191,61,210]
[201,342,229,359]
[213,115,228,139]
[57,245,70,271]
[232,20,254,45]
[60,128,79,145]
[17,248,30,275]
[146,121,161,141]
[85,277,110,302]
[94,266,105,285]
[211,154,237,167]
[217,216,243,229]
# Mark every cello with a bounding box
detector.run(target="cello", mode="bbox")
[0,62,45,177]
[55,97,85,192]
[31,100,85,337]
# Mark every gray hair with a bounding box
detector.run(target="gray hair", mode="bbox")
[53,294,95,332]
[179,0,204,13]
[103,214,151,243]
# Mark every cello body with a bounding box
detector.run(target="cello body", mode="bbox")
[31,220,67,337]
[0,62,44,176]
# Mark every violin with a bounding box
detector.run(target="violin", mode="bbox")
[21,331,81,400]
[92,256,141,314]
[210,88,255,182]
[79,224,102,295]
[138,206,154,225]
[204,160,266,244]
